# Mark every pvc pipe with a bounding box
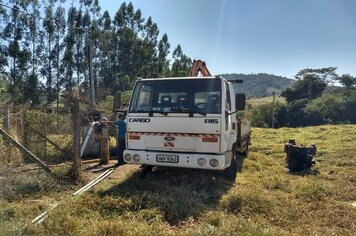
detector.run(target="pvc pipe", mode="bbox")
[80,122,98,157]
[32,167,115,224]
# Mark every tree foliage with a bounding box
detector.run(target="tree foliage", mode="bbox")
[248,69,356,127]
[295,67,338,84]
[0,0,190,105]
[281,75,326,102]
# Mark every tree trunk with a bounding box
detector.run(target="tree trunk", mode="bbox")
[47,36,52,102]
[56,33,60,133]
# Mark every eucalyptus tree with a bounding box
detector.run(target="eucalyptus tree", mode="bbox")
[0,0,9,75]
[62,6,76,90]
[139,16,159,78]
[54,4,66,108]
[74,7,83,86]
[42,0,57,103]
[97,10,114,91]
[157,33,170,77]
[23,0,41,105]
[3,0,31,98]
[171,44,192,77]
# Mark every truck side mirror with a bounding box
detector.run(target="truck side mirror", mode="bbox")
[113,91,122,112]
[235,93,246,111]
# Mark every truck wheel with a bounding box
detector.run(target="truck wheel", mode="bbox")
[242,144,249,156]
[241,136,250,156]
[139,165,153,177]
[224,155,237,181]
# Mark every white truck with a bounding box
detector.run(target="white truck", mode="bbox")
[119,75,251,180]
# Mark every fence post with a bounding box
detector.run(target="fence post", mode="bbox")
[70,87,82,182]
[272,91,275,128]
[2,105,10,131]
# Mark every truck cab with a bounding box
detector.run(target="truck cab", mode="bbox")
[123,76,250,180]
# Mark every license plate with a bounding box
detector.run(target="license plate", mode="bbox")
[156,154,179,163]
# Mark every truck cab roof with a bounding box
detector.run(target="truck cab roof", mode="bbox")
[138,76,225,81]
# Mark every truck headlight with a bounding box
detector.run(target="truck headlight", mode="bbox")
[133,154,140,162]
[124,153,132,162]
[198,158,206,166]
[210,159,219,167]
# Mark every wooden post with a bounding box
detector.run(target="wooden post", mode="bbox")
[100,127,110,165]
[70,87,82,182]
[272,91,275,128]
[2,106,9,131]
[3,99,14,132]
[44,109,47,158]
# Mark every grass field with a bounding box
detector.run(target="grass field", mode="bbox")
[247,96,285,107]
[1,125,355,235]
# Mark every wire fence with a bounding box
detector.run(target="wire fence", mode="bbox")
[0,101,76,201]
[2,104,73,164]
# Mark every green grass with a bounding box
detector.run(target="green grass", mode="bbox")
[1,125,355,235]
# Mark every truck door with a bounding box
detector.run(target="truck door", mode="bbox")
[221,81,236,152]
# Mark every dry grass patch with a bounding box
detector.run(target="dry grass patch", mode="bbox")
[0,125,355,235]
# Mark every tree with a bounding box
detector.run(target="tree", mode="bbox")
[42,0,56,103]
[0,0,192,104]
[157,33,170,77]
[281,67,337,103]
[305,93,345,124]
[139,16,159,78]
[54,5,66,110]
[24,73,40,105]
[338,74,356,90]
[97,10,114,91]
[295,67,338,85]
[3,2,31,98]
[281,74,326,102]
[0,0,9,75]
[171,44,192,77]
[245,102,285,128]
[62,6,76,90]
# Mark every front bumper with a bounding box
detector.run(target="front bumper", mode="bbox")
[123,149,231,170]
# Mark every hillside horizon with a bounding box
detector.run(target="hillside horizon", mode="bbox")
[220,73,295,98]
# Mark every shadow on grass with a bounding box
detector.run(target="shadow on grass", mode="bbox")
[99,168,234,225]
[289,168,320,176]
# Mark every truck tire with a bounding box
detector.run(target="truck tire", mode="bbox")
[242,144,249,156]
[224,154,237,181]
[139,165,153,177]
[241,136,250,156]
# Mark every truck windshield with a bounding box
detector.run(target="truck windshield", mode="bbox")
[130,79,222,114]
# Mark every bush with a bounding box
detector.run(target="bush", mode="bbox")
[305,93,345,123]
[245,102,284,128]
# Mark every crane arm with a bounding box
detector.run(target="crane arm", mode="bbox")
[188,60,212,77]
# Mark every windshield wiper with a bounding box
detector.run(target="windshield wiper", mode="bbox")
[148,110,168,117]
[174,108,206,117]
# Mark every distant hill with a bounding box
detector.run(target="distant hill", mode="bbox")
[220,73,295,98]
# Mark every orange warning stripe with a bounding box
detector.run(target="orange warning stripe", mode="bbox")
[128,132,219,138]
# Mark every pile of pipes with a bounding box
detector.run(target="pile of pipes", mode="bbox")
[284,139,317,172]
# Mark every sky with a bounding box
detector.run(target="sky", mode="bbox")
[99,0,356,78]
